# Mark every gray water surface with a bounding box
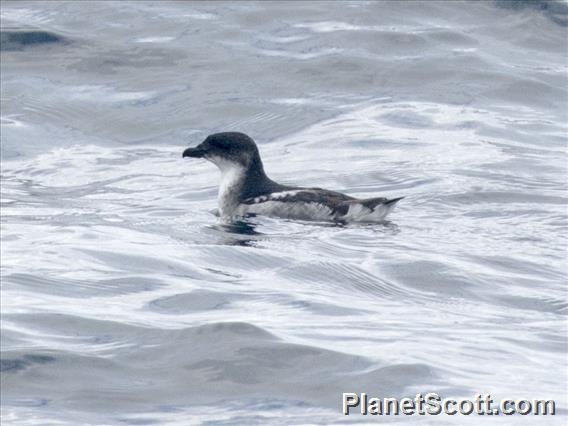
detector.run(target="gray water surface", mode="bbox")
[1,1,567,424]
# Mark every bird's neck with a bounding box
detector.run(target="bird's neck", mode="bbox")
[217,162,247,217]
[216,156,280,216]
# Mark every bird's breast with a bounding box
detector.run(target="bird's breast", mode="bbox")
[217,167,245,216]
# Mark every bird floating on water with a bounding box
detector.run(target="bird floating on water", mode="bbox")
[183,132,403,223]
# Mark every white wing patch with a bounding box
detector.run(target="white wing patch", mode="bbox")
[240,190,335,221]
[251,190,302,204]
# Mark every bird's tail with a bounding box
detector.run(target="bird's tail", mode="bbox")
[340,196,404,222]
[384,196,405,206]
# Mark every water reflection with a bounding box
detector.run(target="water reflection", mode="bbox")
[207,220,263,247]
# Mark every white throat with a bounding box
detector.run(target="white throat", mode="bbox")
[209,157,246,217]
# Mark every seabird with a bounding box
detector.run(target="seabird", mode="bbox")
[183,132,403,222]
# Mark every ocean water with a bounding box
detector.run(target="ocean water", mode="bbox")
[1,1,567,424]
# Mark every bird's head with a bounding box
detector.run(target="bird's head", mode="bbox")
[183,132,261,172]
